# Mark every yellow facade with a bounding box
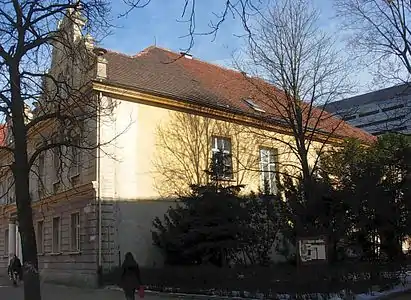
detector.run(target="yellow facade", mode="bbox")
[94,82,329,200]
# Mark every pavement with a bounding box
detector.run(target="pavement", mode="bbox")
[379,290,411,300]
[0,277,180,300]
[3,276,411,300]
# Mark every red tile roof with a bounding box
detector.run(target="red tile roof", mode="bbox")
[104,46,375,143]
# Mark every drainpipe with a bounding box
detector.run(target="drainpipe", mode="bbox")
[93,47,107,285]
[97,91,102,274]
[92,46,108,284]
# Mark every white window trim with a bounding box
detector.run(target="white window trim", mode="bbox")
[69,211,81,253]
[259,147,278,195]
[211,137,231,155]
[211,136,233,180]
[51,216,62,254]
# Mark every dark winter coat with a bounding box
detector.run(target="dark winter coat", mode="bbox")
[120,252,142,292]
[8,256,22,273]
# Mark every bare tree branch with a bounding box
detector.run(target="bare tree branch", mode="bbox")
[121,0,268,54]
[335,0,411,84]
[236,0,356,199]
[0,2,114,299]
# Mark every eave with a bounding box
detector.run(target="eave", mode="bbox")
[92,80,369,146]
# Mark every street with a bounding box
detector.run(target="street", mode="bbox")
[0,277,179,300]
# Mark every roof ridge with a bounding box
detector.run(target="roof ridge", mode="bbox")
[137,45,177,56]
[106,49,134,58]
[135,45,244,77]
[110,45,251,80]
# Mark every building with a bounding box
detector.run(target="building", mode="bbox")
[0,11,374,287]
[323,84,411,136]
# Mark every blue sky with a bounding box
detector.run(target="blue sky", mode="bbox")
[102,0,247,64]
[101,0,374,96]
[102,1,336,62]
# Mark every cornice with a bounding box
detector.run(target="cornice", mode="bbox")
[92,81,347,146]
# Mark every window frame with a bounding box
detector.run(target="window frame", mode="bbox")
[4,228,9,256]
[259,147,278,195]
[36,220,45,255]
[7,176,14,204]
[37,151,46,199]
[0,178,5,204]
[51,216,61,254]
[51,137,61,184]
[210,135,233,180]
[69,134,81,179]
[69,212,81,252]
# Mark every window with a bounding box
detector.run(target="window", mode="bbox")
[342,115,356,121]
[357,115,406,128]
[260,148,277,195]
[7,176,14,204]
[4,229,8,256]
[36,221,44,254]
[38,152,45,199]
[382,104,404,112]
[70,135,81,177]
[0,180,5,204]
[244,98,266,112]
[373,126,408,136]
[52,144,60,182]
[52,217,61,253]
[358,110,379,118]
[211,136,233,179]
[38,152,45,179]
[70,213,80,252]
[53,182,60,194]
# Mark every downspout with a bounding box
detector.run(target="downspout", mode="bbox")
[93,47,107,286]
[96,91,102,283]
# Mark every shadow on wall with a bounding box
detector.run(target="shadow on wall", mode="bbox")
[106,199,177,270]
[106,198,294,270]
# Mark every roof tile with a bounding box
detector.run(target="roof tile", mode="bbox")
[104,46,375,143]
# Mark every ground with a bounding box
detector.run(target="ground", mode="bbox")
[0,277,178,300]
[381,290,411,300]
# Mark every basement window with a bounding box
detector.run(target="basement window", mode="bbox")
[244,99,266,112]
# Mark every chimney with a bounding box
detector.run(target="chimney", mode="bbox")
[180,52,193,59]
[93,47,108,80]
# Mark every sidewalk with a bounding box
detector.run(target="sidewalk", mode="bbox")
[0,277,178,300]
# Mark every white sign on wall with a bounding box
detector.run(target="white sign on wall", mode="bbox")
[298,238,327,263]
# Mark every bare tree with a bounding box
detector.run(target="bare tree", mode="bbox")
[334,0,411,84]
[236,0,356,225]
[334,0,411,135]
[121,0,269,53]
[153,111,260,197]
[0,2,120,300]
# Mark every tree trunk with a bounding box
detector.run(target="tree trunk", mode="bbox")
[10,63,42,300]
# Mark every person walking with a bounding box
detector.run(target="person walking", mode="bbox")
[120,252,143,300]
[7,254,22,286]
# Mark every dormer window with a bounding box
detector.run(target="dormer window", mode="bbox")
[244,98,265,112]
